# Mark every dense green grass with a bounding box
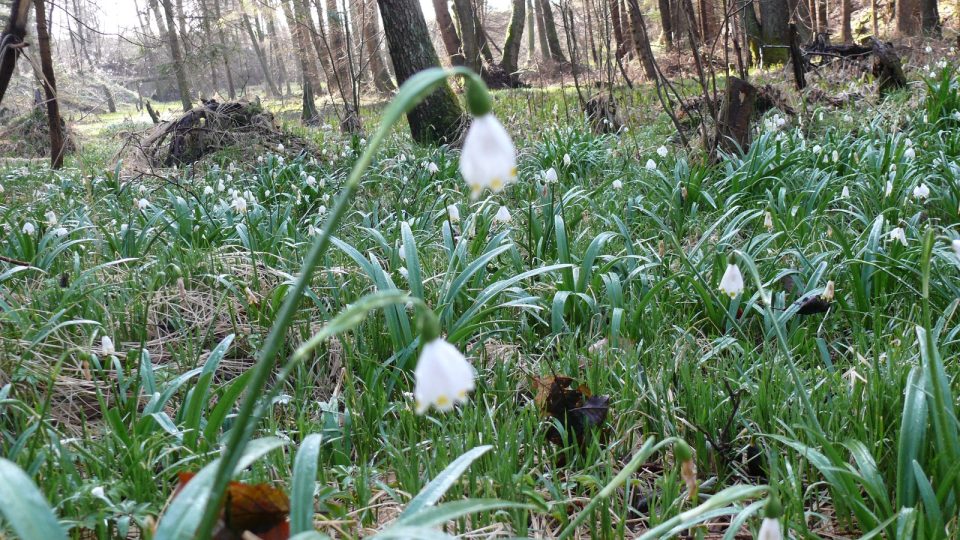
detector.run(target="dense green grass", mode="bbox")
[2,60,960,539]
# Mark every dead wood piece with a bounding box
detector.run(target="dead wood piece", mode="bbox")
[714,76,757,157]
[584,94,623,134]
[870,38,907,95]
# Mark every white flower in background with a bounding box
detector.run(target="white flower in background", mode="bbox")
[53,227,68,238]
[758,517,783,540]
[257,155,264,163]
[277,143,285,152]
[446,205,461,223]
[812,144,822,155]
[137,198,149,210]
[398,267,409,280]
[460,114,517,198]
[612,179,623,190]
[885,180,894,197]
[841,186,850,198]
[317,205,327,216]
[719,263,745,299]
[90,486,109,502]
[203,185,214,196]
[563,153,571,167]
[139,184,149,195]
[21,222,35,235]
[913,183,930,200]
[953,111,960,121]
[494,205,512,224]
[832,150,839,163]
[889,227,907,246]
[952,239,960,259]
[305,175,317,188]
[843,114,853,123]
[0,184,4,193]
[231,196,248,214]
[657,145,669,157]
[277,156,285,165]
[217,180,225,192]
[543,167,558,183]
[904,146,916,160]
[645,159,657,170]
[764,211,774,231]
[925,46,933,53]
[45,211,57,226]
[101,336,115,356]
[426,162,440,174]
[413,338,475,414]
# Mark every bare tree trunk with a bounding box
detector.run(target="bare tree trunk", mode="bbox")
[535,0,550,59]
[816,0,827,35]
[433,0,465,65]
[161,0,193,110]
[0,0,31,105]
[538,0,567,62]
[453,0,482,70]
[501,0,526,83]
[213,0,236,99]
[526,0,536,62]
[758,0,790,63]
[33,0,64,168]
[325,0,362,131]
[870,0,878,35]
[585,0,599,64]
[362,0,396,91]
[658,0,674,49]
[840,0,852,40]
[896,0,920,35]
[920,0,940,35]
[242,10,281,97]
[377,0,463,144]
[199,0,220,93]
[626,0,656,78]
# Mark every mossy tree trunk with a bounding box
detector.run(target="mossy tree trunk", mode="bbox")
[501,0,526,83]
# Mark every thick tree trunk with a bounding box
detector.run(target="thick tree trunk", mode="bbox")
[840,0,852,40]
[758,0,790,63]
[538,0,567,62]
[501,0,526,81]
[657,0,674,49]
[242,11,281,98]
[33,0,64,168]
[715,76,756,156]
[896,0,920,35]
[433,0,465,65]
[296,0,335,91]
[160,0,193,110]
[526,0,535,61]
[377,0,464,144]
[362,0,396,92]
[453,0,482,71]
[699,0,714,42]
[326,0,361,131]
[0,0,31,105]
[535,0,550,60]
[283,0,323,91]
[626,0,656,78]
[610,0,628,59]
[816,0,827,34]
[920,0,940,35]
[213,0,236,99]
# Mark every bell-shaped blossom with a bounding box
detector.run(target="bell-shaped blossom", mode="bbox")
[913,183,930,200]
[763,211,774,231]
[460,114,517,198]
[446,204,461,223]
[657,145,669,157]
[414,338,475,414]
[890,227,907,246]
[758,518,783,540]
[719,263,744,298]
[101,336,115,356]
[22,222,35,235]
[543,167,558,183]
[612,179,623,190]
[426,162,440,174]
[231,196,248,214]
[494,205,512,224]
[645,159,657,170]
[563,153,571,167]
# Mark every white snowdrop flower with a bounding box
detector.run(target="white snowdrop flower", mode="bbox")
[137,198,149,210]
[426,162,440,174]
[413,338,475,414]
[812,144,822,155]
[904,146,916,160]
[952,239,960,259]
[832,150,839,163]
[612,179,623,190]
[890,227,907,246]
[0,184,4,193]
[402,198,410,205]
[657,145,669,158]
[563,153,571,167]
[494,205,512,224]
[764,211,774,231]
[90,486,110,503]
[360,138,367,145]
[645,159,657,170]
[718,263,744,299]
[926,46,933,53]
[322,193,330,203]
[231,196,248,214]
[822,280,835,302]
[818,111,824,121]
[139,184,149,195]
[913,183,930,200]
[398,267,409,279]
[952,111,960,121]
[21,222,35,235]
[101,336,115,356]
[120,224,128,234]
[446,204,460,223]
[399,153,407,163]
[217,180,225,192]
[543,167,558,183]
[398,244,406,259]
[841,186,850,198]
[305,175,317,188]
[203,185,214,196]
[54,227,68,238]
[277,156,285,165]
[44,211,57,226]
[459,114,517,198]
[843,114,853,123]
[277,143,285,152]
[317,205,327,215]
[758,517,783,540]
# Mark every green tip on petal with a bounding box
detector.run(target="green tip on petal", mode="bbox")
[418,308,442,343]
[465,75,492,117]
[674,439,693,463]
[764,492,783,519]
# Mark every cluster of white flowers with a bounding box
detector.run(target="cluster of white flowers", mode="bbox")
[763,113,787,132]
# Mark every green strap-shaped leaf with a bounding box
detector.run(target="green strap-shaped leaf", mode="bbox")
[290,434,324,534]
[0,458,68,540]
[398,445,491,521]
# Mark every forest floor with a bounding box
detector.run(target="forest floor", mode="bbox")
[1,41,960,539]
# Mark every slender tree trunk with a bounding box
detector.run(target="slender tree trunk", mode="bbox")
[870,0,878,35]
[433,0,465,65]
[535,0,550,60]
[33,0,64,168]
[362,0,396,91]
[921,0,940,35]
[840,0,852,40]
[453,0,482,71]
[699,0,714,42]
[325,0,361,131]
[0,0,32,105]
[377,0,464,144]
[585,0,599,64]
[896,0,920,35]
[199,0,220,93]
[213,0,236,98]
[816,0,827,35]
[501,0,526,82]
[160,0,193,110]
[283,0,323,91]
[658,0,674,49]
[626,0,656,78]
[242,11,281,97]
[265,5,288,94]
[538,0,567,62]
[474,9,496,66]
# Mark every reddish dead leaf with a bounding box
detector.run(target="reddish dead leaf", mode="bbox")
[531,375,610,447]
[175,472,290,540]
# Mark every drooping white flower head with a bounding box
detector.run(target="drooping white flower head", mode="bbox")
[203,185,215,196]
[277,143,285,153]
[953,239,960,259]
[890,227,907,246]
[913,183,930,200]
[54,227,68,237]
[645,159,657,171]
[563,153,571,167]
[45,211,57,226]
[305,175,317,188]
[812,144,822,155]
[137,198,149,210]
[885,180,894,197]
[426,162,440,174]
[719,263,744,299]
[543,167,558,184]
[612,179,623,190]
[657,145,669,158]
[925,45,933,53]
[446,204,461,223]
[231,196,248,214]
[758,517,783,540]
[22,222,35,235]
[763,211,774,231]
[494,205,512,224]
[831,150,840,163]
[904,146,916,160]
[841,186,850,198]
[414,338,475,414]
[460,114,517,199]
[101,336,115,356]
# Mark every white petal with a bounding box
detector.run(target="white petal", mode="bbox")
[460,114,517,198]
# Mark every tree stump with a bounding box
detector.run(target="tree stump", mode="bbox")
[714,77,758,157]
[870,39,906,95]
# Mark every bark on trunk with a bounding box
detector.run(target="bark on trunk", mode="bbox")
[453,0,482,71]
[758,0,790,63]
[535,0,550,60]
[242,11,281,97]
[214,0,236,98]
[433,0,465,65]
[896,0,920,35]
[626,0,656,78]
[840,0,852,41]
[161,0,193,110]
[0,0,32,105]
[33,0,64,168]
[501,0,526,81]
[610,0,628,59]
[538,0,567,62]
[657,0,674,49]
[715,76,757,155]
[362,0,396,91]
[920,0,940,35]
[377,0,464,144]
